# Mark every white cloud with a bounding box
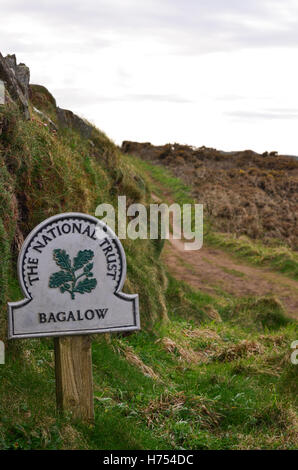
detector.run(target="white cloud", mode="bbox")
[1,0,298,154]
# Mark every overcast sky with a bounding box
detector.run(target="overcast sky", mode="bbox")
[1,0,298,154]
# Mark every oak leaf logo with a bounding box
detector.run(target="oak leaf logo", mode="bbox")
[49,249,97,299]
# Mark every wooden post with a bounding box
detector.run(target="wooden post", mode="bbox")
[54,335,94,423]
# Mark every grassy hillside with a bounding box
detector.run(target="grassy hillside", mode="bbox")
[0,85,297,450]
[128,155,298,281]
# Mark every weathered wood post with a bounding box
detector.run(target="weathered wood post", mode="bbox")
[8,212,140,422]
[54,335,94,422]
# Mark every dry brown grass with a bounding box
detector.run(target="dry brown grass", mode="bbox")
[116,343,160,381]
[203,305,222,322]
[182,328,221,340]
[213,340,264,362]
[60,424,89,450]
[259,334,287,348]
[157,337,210,363]
[143,391,221,429]
[122,141,298,249]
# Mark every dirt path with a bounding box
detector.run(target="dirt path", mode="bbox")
[152,193,298,319]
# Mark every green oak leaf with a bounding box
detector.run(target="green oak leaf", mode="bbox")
[75,277,97,294]
[73,250,94,271]
[60,283,70,293]
[49,271,72,288]
[53,249,72,271]
[83,262,93,273]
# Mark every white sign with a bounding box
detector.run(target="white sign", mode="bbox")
[0,80,4,105]
[8,213,140,339]
[0,341,4,364]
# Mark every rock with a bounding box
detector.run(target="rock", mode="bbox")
[121,141,153,155]
[0,80,4,105]
[5,54,30,99]
[16,64,30,99]
[0,52,30,119]
[57,107,94,139]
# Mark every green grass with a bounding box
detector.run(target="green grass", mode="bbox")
[2,236,297,450]
[206,232,298,280]
[1,299,296,449]
[126,154,192,205]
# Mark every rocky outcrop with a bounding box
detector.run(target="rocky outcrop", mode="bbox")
[56,107,94,139]
[5,54,30,100]
[122,141,153,155]
[1,51,97,140]
[30,84,95,139]
[0,53,30,119]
